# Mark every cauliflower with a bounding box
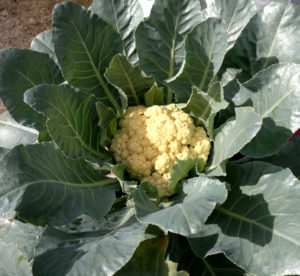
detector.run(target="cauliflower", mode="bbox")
[111,104,211,197]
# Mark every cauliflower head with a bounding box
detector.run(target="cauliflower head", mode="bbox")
[111,104,211,197]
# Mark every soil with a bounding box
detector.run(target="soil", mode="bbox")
[0,0,93,113]
[0,0,93,49]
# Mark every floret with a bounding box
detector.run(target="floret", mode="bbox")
[111,104,211,197]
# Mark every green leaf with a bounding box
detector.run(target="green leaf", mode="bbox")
[0,241,32,276]
[167,234,247,276]
[168,158,205,194]
[144,84,165,107]
[115,236,170,276]
[90,0,143,64]
[135,0,202,102]
[104,54,154,105]
[133,176,227,236]
[24,84,109,160]
[115,235,189,275]
[0,219,44,262]
[0,49,63,130]
[241,118,292,158]
[245,63,300,131]
[262,136,300,178]
[96,101,117,148]
[111,162,138,194]
[32,208,147,276]
[206,160,227,178]
[167,18,227,102]
[220,68,242,87]
[30,30,55,58]
[52,1,123,113]
[240,63,300,157]
[207,83,229,139]
[0,143,119,226]
[183,84,228,139]
[189,162,300,276]
[203,0,256,50]
[183,88,214,121]
[206,107,262,172]
[199,255,248,276]
[223,79,252,106]
[0,147,8,158]
[225,0,300,81]
[0,111,38,149]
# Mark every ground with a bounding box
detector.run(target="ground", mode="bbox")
[0,0,92,49]
[0,0,93,112]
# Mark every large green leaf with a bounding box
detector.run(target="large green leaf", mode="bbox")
[244,63,300,130]
[167,234,247,276]
[0,111,38,149]
[115,235,190,276]
[30,30,55,57]
[32,208,147,276]
[24,84,109,160]
[0,241,32,276]
[0,49,63,130]
[52,1,123,113]
[262,136,300,178]
[132,176,227,236]
[225,0,300,81]
[0,219,44,262]
[104,54,154,105]
[115,236,170,276]
[90,0,143,64]
[241,118,292,158]
[206,107,262,172]
[0,143,119,226]
[240,63,300,157]
[135,0,202,103]
[189,162,300,276]
[203,0,256,50]
[167,18,227,102]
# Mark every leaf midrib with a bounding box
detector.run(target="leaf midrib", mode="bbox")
[261,3,286,70]
[226,0,238,36]
[2,178,118,199]
[216,205,300,246]
[261,90,292,119]
[69,19,122,114]
[0,118,38,135]
[208,115,261,171]
[166,8,180,104]
[198,32,217,90]
[46,99,107,159]
[118,58,140,105]
[192,93,214,120]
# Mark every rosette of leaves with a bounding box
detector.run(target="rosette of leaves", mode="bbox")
[0,0,300,275]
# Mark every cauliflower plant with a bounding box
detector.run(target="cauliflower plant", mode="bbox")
[111,104,211,197]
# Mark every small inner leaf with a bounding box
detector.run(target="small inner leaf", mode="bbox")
[104,54,154,106]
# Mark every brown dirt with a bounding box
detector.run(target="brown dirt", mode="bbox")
[0,0,93,50]
[0,0,93,113]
